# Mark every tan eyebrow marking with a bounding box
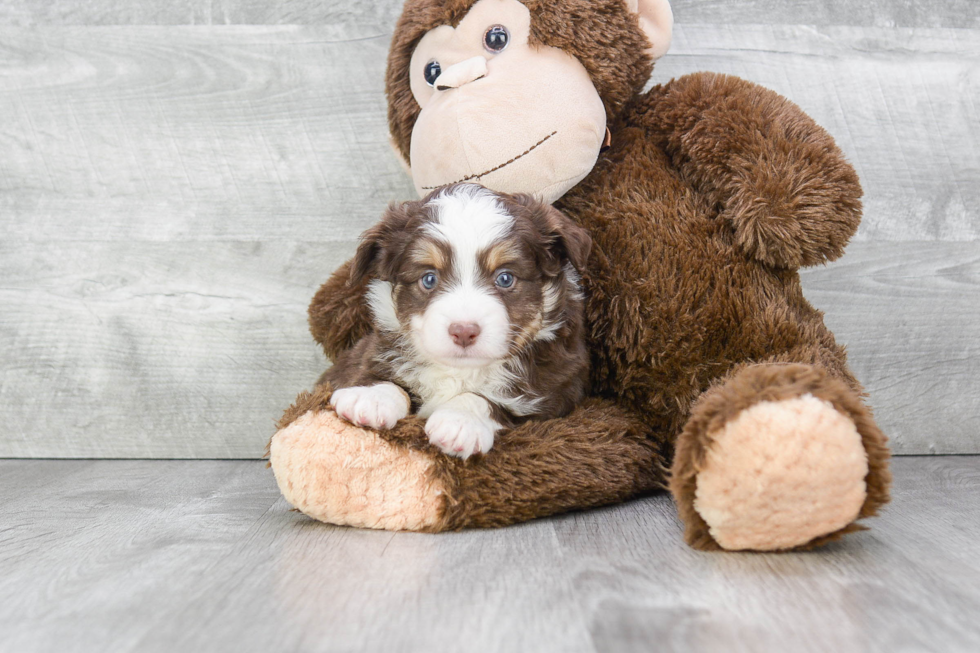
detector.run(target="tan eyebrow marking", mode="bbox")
[481,240,521,273]
[409,240,447,269]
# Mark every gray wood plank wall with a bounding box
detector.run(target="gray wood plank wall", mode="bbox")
[1,1,977,457]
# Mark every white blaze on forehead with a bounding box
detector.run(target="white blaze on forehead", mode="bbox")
[424,184,514,286]
[412,184,514,366]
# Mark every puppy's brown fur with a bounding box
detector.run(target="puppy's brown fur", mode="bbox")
[320,185,591,429]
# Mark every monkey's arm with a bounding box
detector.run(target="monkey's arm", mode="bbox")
[308,259,374,361]
[636,72,862,269]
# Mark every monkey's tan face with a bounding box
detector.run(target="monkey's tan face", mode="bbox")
[407,0,607,205]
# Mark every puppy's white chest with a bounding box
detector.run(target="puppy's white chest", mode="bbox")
[412,365,507,418]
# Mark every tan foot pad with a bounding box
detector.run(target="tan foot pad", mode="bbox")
[694,394,868,551]
[269,410,444,531]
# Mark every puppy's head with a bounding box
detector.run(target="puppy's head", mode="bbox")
[351,183,590,368]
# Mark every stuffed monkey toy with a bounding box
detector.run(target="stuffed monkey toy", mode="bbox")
[270,0,891,551]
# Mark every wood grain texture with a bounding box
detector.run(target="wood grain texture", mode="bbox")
[0,241,337,458]
[658,24,980,243]
[1,24,975,243]
[1,457,978,652]
[800,242,980,455]
[1,0,976,29]
[0,17,977,457]
[0,26,409,458]
[0,238,973,457]
[0,0,405,27]
[670,0,980,29]
[0,26,414,241]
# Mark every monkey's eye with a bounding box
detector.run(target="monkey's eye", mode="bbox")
[495,271,515,288]
[484,25,509,53]
[423,60,441,86]
[420,271,438,290]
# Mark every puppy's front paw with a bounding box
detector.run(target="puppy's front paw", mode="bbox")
[425,406,497,459]
[330,383,410,430]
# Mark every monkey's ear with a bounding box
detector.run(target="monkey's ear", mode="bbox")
[626,0,673,60]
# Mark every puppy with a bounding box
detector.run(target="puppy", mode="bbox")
[321,183,591,458]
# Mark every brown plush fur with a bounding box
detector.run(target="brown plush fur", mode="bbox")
[669,362,891,551]
[290,0,892,549]
[275,382,667,530]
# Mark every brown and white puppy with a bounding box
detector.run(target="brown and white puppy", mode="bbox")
[320,183,590,458]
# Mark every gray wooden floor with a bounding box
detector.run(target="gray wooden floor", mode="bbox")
[2,456,978,653]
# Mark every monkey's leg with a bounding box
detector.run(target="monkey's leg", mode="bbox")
[270,386,666,531]
[669,363,891,551]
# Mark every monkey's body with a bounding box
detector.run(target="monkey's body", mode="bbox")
[270,0,891,551]
[568,76,858,432]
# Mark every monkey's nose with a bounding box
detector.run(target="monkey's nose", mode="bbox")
[434,56,487,91]
[448,322,481,348]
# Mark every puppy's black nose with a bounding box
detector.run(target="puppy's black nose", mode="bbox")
[448,322,481,348]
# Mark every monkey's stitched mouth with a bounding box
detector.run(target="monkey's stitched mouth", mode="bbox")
[420,131,557,190]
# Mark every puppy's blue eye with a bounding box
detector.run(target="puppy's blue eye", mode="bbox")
[495,271,515,288]
[420,272,438,290]
[423,61,441,86]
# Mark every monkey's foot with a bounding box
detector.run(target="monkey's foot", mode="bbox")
[671,364,891,551]
[694,394,867,550]
[271,410,444,531]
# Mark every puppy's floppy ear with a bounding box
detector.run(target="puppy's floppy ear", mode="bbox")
[349,202,417,285]
[348,226,382,287]
[515,194,592,276]
[555,211,592,273]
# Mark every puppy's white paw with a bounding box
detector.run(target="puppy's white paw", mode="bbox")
[330,383,410,430]
[425,397,499,459]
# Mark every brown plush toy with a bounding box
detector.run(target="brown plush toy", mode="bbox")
[269,0,892,551]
